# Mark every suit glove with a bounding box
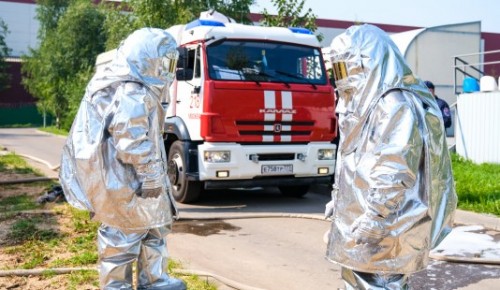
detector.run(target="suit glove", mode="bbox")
[324,199,335,219]
[325,185,339,219]
[351,211,387,245]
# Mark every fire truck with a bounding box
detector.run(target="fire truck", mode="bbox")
[97,11,337,203]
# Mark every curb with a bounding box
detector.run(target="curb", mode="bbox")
[454,209,500,231]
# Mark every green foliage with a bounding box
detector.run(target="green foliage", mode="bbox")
[168,259,217,290]
[8,217,60,243]
[207,0,255,24]
[451,153,500,216]
[62,66,95,130]
[0,152,41,175]
[21,0,256,130]
[35,0,70,38]
[0,17,11,92]
[0,194,39,213]
[67,270,99,290]
[99,2,137,50]
[22,0,106,130]
[128,0,255,28]
[38,125,69,136]
[260,0,323,41]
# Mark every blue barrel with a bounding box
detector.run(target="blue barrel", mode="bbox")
[463,77,479,93]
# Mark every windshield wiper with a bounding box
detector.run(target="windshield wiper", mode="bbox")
[206,36,227,47]
[275,70,317,90]
[259,70,290,88]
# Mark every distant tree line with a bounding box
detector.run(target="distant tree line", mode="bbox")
[0,17,11,92]
[21,0,318,130]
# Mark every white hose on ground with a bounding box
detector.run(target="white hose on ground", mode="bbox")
[0,177,56,185]
[0,267,265,290]
[3,181,500,289]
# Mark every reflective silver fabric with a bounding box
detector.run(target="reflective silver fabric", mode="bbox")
[59,28,179,230]
[341,267,409,290]
[326,24,457,274]
[98,225,185,290]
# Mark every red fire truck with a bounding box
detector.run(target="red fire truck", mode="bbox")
[97,11,337,203]
[163,11,337,203]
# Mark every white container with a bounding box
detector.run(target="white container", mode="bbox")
[456,91,500,164]
[479,75,498,91]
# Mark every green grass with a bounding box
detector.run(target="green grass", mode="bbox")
[0,194,40,213]
[38,126,68,136]
[451,153,500,216]
[0,151,217,289]
[67,270,99,290]
[8,217,60,243]
[0,152,42,175]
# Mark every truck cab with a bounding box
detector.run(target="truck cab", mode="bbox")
[164,13,337,203]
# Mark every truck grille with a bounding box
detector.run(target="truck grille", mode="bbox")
[249,153,295,161]
[235,120,314,136]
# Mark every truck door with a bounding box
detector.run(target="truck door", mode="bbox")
[171,45,203,141]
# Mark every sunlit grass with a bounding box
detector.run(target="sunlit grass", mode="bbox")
[451,153,500,216]
[0,194,40,212]
[38,126,68,136]
[0,152,42,175]
[0,153,217,289]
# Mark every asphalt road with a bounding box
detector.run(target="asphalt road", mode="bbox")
[1,127,499,290]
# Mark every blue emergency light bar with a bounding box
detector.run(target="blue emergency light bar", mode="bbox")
[186,19,226,30]
[288,27,313,35]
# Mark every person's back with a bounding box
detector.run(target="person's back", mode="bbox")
[324,24,457,290]
[425,81,452,129]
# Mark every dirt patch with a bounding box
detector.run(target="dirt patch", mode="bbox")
[0,172,40,182]
[0,180,99,290]
[0,181,50,199]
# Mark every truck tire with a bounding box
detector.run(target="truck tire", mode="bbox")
[167,141,202,203]
[278,185,309,198]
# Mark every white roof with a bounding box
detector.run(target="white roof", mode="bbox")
[390,28,425,56]
[176,22,321,47]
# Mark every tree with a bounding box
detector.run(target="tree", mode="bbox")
[128,0,255,29]
[100,0,254,56]
[22,0,69,128]
[22,0,106,129]
[100,2,137,50]
[0,18,11,92]
[21,0,256,129]
[260,0,322,41]
[35,0,69,39]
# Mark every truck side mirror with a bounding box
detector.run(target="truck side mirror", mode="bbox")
[176,68,193,81]
[177,47,188,69]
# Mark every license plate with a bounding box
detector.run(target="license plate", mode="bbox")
[261,164,293,174]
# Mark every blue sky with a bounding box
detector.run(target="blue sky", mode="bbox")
[250,0,500,33]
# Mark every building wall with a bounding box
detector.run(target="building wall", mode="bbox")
[0,59,35,106]
[403,22,482,104]
[0,0,39,57]
[2,2,500,114]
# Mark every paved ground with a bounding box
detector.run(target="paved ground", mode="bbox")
[2,128,500,289]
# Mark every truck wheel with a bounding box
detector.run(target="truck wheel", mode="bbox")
[278,185,310,198]
[167,141,202,203]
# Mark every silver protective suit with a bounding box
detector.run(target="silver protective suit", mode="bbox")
[59,28,183,289]
[59,28,179,230]
[325,23,457,280]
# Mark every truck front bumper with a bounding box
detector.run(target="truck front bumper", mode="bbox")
[196,142,336,187]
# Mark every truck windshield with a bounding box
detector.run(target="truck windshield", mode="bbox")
[206,40,327,85]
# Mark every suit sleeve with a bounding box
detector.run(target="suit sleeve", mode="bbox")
[355,92,424,218]
[107,83,163,189]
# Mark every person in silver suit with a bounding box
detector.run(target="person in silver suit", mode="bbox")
[59,28,184,290]
[324,24,457,289]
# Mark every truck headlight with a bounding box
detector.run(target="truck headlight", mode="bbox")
[318,149,334,160]
[204,151,230,163]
